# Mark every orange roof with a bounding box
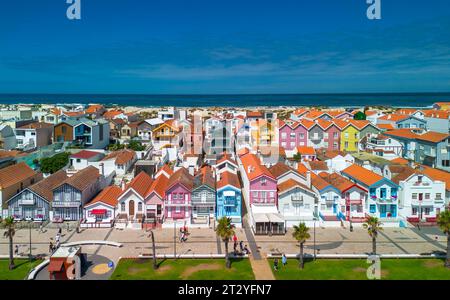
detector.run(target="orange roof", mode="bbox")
[341,164,384,187]
[384,129,420,139]
[310,172,331,190]
[378,114,409,122]
[321,172,361,193]
[86,104,104,114]
[59,166,100,191]
[315,119,333,130]
[293,109,309,116]
[246,111,263,118]
[86,185,122,207]
[103,149,136,165]
[390,157,409,165]
[158,164,174,177]
[237,148,250,157]
[396,108,417,115]
[17,122,53,130]
[124,171,153,198]
[50,108,62,115]
[167,167,194,191]
[217,171,241,189]
[423,110,449,119]
[308,160,328,171]
[385,129,449,143]
[216,152,237,166]
[240,153,274,181]
[364,110,379,117]
[303,110,327,120]
[278,179,311,194]
[377,124,395,130]
[297,163,309,175]
[103,110,124,119]
[63,111,85,117]
[299,119,315,129]
[332,119,351,130]
[0,162,38,189]
[421,166,450,191]
[297,146,316,156]
[416,132,450,143]
[147,173,170,199]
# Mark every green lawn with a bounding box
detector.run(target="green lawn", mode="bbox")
[110,258,255,280]
[0,259,41,280]
[269,258,450,280]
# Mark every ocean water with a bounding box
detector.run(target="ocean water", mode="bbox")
[0,93,449,108]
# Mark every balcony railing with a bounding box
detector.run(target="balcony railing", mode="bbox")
[52,201,81,208]
[18,199,35,205]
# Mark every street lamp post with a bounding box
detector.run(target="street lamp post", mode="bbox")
[313,218,317,260]
[173,222,176,259]
[29,220,33,269]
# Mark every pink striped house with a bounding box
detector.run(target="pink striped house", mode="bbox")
[279,120,314,151]
[164,167,194,222]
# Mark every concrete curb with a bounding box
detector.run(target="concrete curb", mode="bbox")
[136,254,249,259]
[267,253,446,259]
[27,259,50,280]
[61,241,122,247]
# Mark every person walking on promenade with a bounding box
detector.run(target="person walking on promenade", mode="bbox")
[273,258,279,271]
[282,254,287,267]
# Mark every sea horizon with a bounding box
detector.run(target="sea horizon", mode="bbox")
[1,92,450,108]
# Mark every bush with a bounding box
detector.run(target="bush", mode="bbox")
[127,140,145,151]
[40,152,70,174]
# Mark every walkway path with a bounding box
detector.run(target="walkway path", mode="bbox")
[242,215,274,280]
[249,255,275,280]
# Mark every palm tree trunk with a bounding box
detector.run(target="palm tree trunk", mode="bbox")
[9,234,14,270]
[224,240,231,269]
[446,233,450,268]
[151,231,157,270]
[299,242,304,269]
[372,236,377,255]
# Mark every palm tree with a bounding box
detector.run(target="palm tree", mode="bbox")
[437,210,450,268]
[215,217,235,268]
[292,222,310,269]
[363,216,383,255]
[1,216,16,270]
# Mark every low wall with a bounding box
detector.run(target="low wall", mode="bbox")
[61,240,123,248]
[267,253,446,259]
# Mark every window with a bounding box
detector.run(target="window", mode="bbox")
[261,178,267,186]
[138,202,143,211]
[299,133,305,139]
[175,207,181,213]
[344,142,349,148]
[281,132,287,139]
[369,205,376,213]
[121,203,125,212]
[76,193,81,201]
[290,133,296,138]
[412,207,418,215]
[333,132,339,138]
[424,207,431,215]
[412,193,417,200]
[436,193,442,200]
[425,193,430,200]
[442,160,450,167]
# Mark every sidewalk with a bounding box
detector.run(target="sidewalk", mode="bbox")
[249,255,275,280]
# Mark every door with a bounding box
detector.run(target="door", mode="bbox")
[129,200,135,217]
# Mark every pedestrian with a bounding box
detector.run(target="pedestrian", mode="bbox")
[39,223,44,234]
[233,234,237,243]
[244,244,251,255]
[239,241,244,252]
[58,227,62,235]
[49,242,53,254]
[273,258,279,271]
[14,245,19,256]
[56,240,60,249]
[282,254,287,266]
[66,222,70,232]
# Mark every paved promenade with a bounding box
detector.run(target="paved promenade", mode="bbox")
[1,224,446,265]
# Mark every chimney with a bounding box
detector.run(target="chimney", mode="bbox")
[121,180,126,191]
[306,170,311,189]
[99,163,105,176]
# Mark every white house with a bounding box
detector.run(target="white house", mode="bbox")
[394,169,446,224]
[82,185,122,228]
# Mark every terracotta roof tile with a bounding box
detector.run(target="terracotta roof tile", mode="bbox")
[71,150,102,160]
[125,171,153,198]
[86,185,122,207]
[103,149,136,165]
[390,157,409,165]
[341,164,384,187]
[278,179,312,194]
[167,167,194,191]
[217,171,241,189]
[28,170,68,202]
[240,153,274,181]
[297,146,316,156]
[0,162,38,189]
[59,166,100,191]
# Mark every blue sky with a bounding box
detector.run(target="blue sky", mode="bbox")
[0,0,449,94]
